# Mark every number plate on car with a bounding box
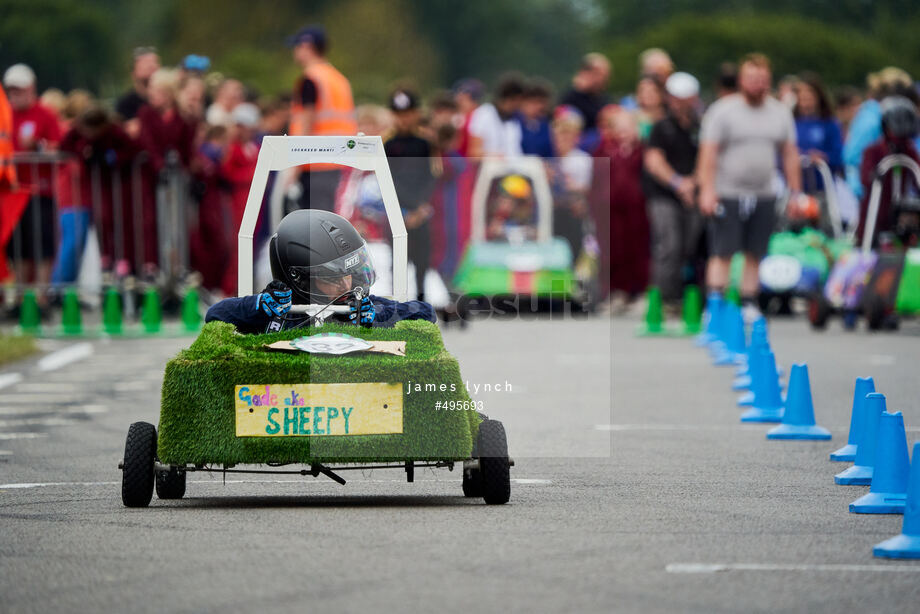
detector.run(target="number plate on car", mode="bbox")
[235,383,403,437]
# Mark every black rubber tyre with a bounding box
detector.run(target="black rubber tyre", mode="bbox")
[807,294,831,330]
[155,466,186,500]
[864,292,887,331]
[477,419,511,505]
[121,422,156,507]
[462,429,483,497]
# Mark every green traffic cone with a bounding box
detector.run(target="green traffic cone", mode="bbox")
[102,287,123,335]
[726,286,741,306]
[19,290,41,335]
[637,286,666,336]
[141,287,162,334]
[681,284,703,335]
[61,289,82,336]
[181,287,202,333]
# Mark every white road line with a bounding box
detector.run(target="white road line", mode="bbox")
[0,450,12,456]
[112,381,153,392]
[595,424,771,432]
[0,433,47,440]
[37,342,94,372]
[597,423,919,433]
[0,417,80,428]
[666,563,920,574]
[0,405,107,416]
[0,394,89,403]
[0,373,23,390]
[0,477,555,490]
[11,382,82,393]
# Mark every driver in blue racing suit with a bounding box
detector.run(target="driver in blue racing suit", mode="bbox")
[206,209,435,334]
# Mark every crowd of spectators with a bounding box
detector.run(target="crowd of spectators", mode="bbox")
[1,26,918,317]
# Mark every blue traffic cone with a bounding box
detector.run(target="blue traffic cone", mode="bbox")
[874,442,920,559]
[713,303,746,366]
[830,377,875,462]
[732,319,767,390]
[851,411,909,514]
[835,392,886,485]
[740,350,784,422]
[695,292,723,347]
[766,364,831,440]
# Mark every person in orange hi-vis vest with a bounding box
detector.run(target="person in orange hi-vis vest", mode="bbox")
[287,25,357,213]
[0,83,30,282]
[0,83,16,189]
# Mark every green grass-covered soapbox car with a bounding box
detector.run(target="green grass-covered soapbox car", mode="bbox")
[119,136,512,506]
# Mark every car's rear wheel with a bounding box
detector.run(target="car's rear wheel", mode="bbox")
[807,294,831,330]
[477,419,511,505]
[864,291,887,331]
[463,422,483,497]
[121,422,156,507]
[155,466,186,500]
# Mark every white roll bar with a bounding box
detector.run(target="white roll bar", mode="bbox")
[800,156,845,240]
[861,154,920,254]
[237,135,408,302]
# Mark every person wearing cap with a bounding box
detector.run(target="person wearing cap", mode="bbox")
[697,53,801,320]
[3,63,62,289]
[642,71,704,311]
[384,88,436,301]
[288,25,357,213]
[116,47,160,137]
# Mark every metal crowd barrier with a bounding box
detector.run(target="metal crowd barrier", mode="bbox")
[5,150,195,298]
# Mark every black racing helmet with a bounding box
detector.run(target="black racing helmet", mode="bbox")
[269,210,376,304]
[881,96,919,140]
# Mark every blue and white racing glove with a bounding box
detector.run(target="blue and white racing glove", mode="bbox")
[349,296,375,327]
[257,281,292,318]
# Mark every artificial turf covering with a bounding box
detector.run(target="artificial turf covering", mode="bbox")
[157,320,480,465]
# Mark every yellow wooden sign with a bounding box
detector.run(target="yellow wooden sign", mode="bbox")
[235,383,403,437]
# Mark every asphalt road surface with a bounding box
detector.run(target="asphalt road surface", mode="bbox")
[1,313,919,613]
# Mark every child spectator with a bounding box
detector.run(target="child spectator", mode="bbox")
[518,79,554,158]
[548,105,592,259]
[138,68,196,172]
[220,102,262,296]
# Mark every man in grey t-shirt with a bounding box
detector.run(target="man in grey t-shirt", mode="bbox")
[697,53,802,316]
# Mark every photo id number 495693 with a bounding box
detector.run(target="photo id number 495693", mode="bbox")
[434,400,484,411]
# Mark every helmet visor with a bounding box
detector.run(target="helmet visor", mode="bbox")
[288,244,376,303]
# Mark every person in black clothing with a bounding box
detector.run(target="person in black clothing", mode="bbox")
[642,71,705,309]
[559,53,610,151]
[384,88,436,301]
[115,47,160,137]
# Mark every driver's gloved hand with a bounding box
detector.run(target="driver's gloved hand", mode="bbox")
[349,295,375,327]
[257,280,292,317]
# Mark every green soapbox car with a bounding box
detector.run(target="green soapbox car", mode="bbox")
[118,135,512,506]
